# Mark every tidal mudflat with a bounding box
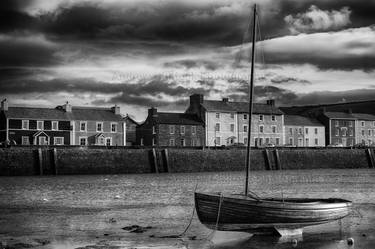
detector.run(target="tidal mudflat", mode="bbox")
[0,169,374,249]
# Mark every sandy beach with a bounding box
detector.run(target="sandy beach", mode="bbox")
[0,169,374,249]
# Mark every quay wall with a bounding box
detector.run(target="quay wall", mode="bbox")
[0,147,373,176]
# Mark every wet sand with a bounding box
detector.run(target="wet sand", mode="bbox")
[0,169,374,249]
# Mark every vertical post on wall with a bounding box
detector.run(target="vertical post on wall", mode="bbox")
[274,149,281,170]
[163,149,170,173]
[53,148,58,175]
[38,148,43,176]
[152,148,159,173]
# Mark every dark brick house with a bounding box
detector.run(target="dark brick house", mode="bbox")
[318,111,356,146]
[0,99,125,146]
[0,99,71,145]
[136,108,204,146]
[124,115,138,146]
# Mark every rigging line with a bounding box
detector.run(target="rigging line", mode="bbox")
[231,6,253,78]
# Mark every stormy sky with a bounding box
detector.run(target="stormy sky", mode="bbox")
[1,0,375,121]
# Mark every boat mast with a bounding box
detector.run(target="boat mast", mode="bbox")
[245,4,257,196]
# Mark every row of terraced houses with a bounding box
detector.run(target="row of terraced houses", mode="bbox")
[1,95,375,147]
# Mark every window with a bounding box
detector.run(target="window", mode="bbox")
[54,137,64,145]
[37,121,44,130]
[361,121,365,127]
[243,125,248,133]
[244,137,248,145]
[180,138,185,146]
[216,113,220,119]
[230,113,234,119]
[259,125,264,133]
[265,138,270,144]
[79,137,87,146]
[259,115,263,121]
[349,129,353,136]
[272,126,276,133]
[342,127,347,137]
[111,123,117,133]
[275,138,280,145]
[305,138,309,146]
[305,128,309,134]
[191,126,196,135]
[369,130,372,136]
[52,121,58,131]
[230,124,234,132]
[314,128,318,134]
[289,138,293,145]
[99,136,105,145]
[152,126,156,134]
[315,138,318,145]
[369,140,372,146]
[336,128,340,136]
[289,128,293,135]
[373,121,375,127]
[244,114,247,120]
[169,125,175,134]
[39,136,48,145]
[21,136,29,145]
[169,139,175,146]
[191,139,197,146]
[215,123,220,132]
[361,129,365,136]
[215,137,221,145]
[80,121,87,131]
[152,138,156,146]
[271,115,276,121]
[259,138,263,146]
[140,138,144,146]
[349,121,353,127]
[180,126,185,134]
[373,129,375,137]
[106,137,112,146]
[298,128,302,135]
[22,120,29,130]
[97,122,103,132]
[335,120,339,127]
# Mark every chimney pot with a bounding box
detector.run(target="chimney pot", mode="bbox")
[63,101,72,112]
[222,98,229,102]
[1,98,8,111]
[111,104,120,115]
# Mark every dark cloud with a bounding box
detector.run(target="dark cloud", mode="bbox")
[0,34,59,67]
[0,75,211,107]
[164,59,221,70]
[271,76,311,84]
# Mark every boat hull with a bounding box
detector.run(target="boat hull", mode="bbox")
[195,192,352,233]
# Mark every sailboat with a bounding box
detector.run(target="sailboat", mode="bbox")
[194,4,352,236]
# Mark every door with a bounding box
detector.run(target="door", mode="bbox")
[342,138,347,147]
[39,136,48,145]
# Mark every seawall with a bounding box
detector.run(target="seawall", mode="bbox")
[0,146,374,176]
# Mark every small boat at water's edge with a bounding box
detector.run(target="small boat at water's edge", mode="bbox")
[195,192,352,234]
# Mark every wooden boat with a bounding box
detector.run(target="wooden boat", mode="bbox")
[194,4,352,236]
[195,192,352,234]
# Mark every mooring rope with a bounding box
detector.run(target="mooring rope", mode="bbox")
[215,193,224,230]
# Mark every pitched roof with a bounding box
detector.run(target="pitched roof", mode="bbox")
[352,113,375,121]
[284,115,323,126]
[322,112,356,119]
[3,106,123,121]
[202,100,283,115]
[155,113,203,125]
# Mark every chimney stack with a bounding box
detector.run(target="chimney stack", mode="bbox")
[190,94,204,105]
[222,98,229,103]
[63,101,72,112]
[266,99,275,106]
[148,107,158,117]
[1,99,8,111]
[111,104,120,115]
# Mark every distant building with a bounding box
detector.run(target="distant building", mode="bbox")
[186,94,284,146]
[124,115,138,146]
[136,108,204,146]
[284,115,325,147]
[0,99,126,146]
[353,113,375,146]
[318,111,357,147]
